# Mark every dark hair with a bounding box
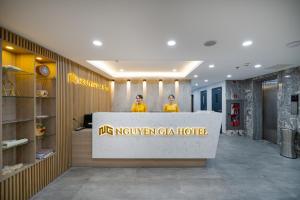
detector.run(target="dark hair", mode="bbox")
[168,94,175,99]
[136,94,143,99]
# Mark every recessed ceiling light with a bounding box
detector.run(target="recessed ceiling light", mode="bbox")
[204,79,208,82]
[242,40,253,47]
[6,46,14,50]
[120,69,124,72]
[93,40,103,46]
[195,83,199,86]
[167,40,176,46]
[227,74,232,78]
[36,57,42,61]
[172,69,177,72]
[193,74,198,78]
[284,75,291,78]
[209,64,215,68]
[254,64,262,68]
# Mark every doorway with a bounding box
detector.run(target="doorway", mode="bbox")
[200,90,207,110]
[212,87,222,112]
[262,79,278,144]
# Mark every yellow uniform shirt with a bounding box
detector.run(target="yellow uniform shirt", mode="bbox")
[163,103,179,112]
[131,103,147,112]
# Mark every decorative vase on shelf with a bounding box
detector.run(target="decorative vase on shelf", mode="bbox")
[36,123,46,137]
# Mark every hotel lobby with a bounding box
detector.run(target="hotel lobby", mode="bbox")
[0,0,300,200]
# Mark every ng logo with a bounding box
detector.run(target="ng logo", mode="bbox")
[98,124,114,136]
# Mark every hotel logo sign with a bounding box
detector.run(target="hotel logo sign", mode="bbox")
[99,124,114,135]
[67,72,110,92]
[98,125,208,136]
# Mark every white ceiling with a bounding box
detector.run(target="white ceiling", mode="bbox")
[0,0,300,88]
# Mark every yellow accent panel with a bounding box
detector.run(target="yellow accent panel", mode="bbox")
[2,50,16,66]
[2,50,35,73]
[15,54,35,73]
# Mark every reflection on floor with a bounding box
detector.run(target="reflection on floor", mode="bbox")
[32,135,300,200]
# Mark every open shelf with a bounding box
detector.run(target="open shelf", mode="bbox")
[36,133,56,139]
[36,77,56,80]
[35,59,56,160]
[2,118,34,125]
[2,69,34,76]
[36,96,56,99]
[2,140,33,151]
[3,96,34,98]
[1,41,57,177]
[36,115,56,118]
[1,47,36,172]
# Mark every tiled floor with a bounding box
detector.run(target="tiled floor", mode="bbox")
[32,135,300,200]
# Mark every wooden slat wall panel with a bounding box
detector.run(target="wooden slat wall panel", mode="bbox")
[0,27,111,200]
[0,155,58,200]
[0,34,2,171]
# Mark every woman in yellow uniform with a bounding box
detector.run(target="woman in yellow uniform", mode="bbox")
[131,94,147,112]
[163,94,180,112]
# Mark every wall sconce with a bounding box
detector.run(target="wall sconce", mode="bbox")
[159,80,163,98]
[174,80,179,97]
[111,80,115,101]
[143,80,147,98]
[126,80,131,101]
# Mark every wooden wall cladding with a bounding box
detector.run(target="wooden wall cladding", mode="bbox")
[0,155,56,200]
[0,28,111,199]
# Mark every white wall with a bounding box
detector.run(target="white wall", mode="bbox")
[192,81,226,133]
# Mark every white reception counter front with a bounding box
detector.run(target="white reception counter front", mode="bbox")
[92,112,222,159]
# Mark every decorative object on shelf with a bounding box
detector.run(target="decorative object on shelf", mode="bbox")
[36,149,54,160]
[36,123,46,137]
[2,65,22,72]
[2,65,22,96]
[36,65,50,77]
[36,89,48,97]
[1,163,24,176]
[2,79,17,96]
[2,138,29,149]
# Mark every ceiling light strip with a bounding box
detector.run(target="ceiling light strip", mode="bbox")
[86,60,203,78]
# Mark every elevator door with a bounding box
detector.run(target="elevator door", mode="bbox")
[262,80,278,144]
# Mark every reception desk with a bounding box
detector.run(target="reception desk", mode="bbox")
[72,111,222,167]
